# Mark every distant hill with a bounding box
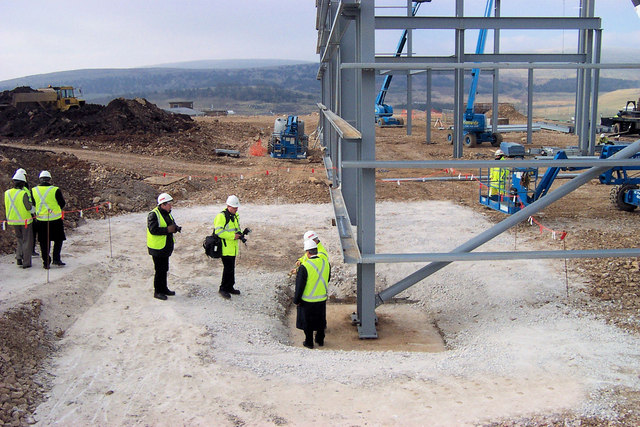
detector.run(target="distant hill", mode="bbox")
[146,59,315,69]
[1,57,638,118]
[0,61,322,115]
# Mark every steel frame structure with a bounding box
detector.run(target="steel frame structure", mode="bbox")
[315,0,640,338]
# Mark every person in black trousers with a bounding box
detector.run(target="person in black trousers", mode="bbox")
[32,171,66,268]
[147,193,181,300]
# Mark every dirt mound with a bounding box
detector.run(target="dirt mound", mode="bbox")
[0,145,157,255]
[0,89,195,138]
[484,103,527,121]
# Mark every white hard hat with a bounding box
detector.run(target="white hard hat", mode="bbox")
[12,169,26,182]
[39,170,52,179]
[600,133,605,138]
[303,230,318,241]
[226,195,240,208]
[494,149,504,157]
[157,193,173,204]
[304,239,317,251]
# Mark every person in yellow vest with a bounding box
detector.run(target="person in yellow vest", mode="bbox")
[32,170,66,269]
[294,239,331,349]
[14,168,39,257]
[147,193,181,301]
[214,195,245,299]
[290,230,329,276]
[4,169,34,268]
[488,149,510,199]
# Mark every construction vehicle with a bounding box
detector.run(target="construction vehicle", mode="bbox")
[268,115,308,159]
[600,98,640,136]
[479,142,640,214]
[447,0,502,148]
[374,1,430,127]
[12,86,85,111]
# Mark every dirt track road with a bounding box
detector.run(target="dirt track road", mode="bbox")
[0,143,217,176]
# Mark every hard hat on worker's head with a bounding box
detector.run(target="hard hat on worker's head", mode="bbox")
[226,195,240,208]
[600,133,605,138]
[494,149,504,158]
[12,169,26,182]
[303,230,318,242]
[304,239,317,251]
[39,170,52,180]
[157,193,173,205]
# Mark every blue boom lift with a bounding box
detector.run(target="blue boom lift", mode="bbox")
[374,1,430,127]
[479,142,640,214]
[447,0,503,148]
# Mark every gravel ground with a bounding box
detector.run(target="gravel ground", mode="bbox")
[2,201,639,425]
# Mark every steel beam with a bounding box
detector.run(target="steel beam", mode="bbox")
[375,16,601,30]
[376,54,587,64]
[341,62,640,71]
[342,158,640,169]
[362,248,640,264]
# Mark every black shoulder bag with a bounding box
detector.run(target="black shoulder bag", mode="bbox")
[203,210,231,259]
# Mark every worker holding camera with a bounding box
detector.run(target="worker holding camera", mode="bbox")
[214,195,249,299]
[147,193,181,301]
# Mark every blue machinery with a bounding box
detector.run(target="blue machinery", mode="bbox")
[268,115,308,159]
[480,143,640,214]
[447,0,502,148]
[374,1,430,127]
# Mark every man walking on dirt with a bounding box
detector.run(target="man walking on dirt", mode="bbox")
[32,170,66,269]
[214,195,244,299]
[4,169,34,268]
[294,239,331,349]
[147,193,181,301]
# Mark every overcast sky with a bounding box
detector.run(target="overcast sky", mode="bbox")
[0,0,638,82]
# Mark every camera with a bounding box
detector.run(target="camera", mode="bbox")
[238,227,251,244]
[176,225,182,233]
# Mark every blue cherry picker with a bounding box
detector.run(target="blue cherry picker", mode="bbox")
[447,0,503,147]
[375,1,431,127]
[479,142,640,214]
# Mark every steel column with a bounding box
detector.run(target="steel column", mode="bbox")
[340,18,358,223]
[355,0,377,338]
[426,69,432,144]
[527,69,533,144]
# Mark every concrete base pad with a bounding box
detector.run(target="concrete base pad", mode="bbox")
[288,303,446,352]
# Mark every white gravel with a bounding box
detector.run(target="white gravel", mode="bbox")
[2,201,639,425]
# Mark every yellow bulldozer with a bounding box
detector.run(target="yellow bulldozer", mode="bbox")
[12,85,85,111]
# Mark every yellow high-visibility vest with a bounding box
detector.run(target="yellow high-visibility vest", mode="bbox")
[301,256,329,302]
[213,210,240,256]
[4,188,33,225]
[147,207,175,250]
[32,185,62,221]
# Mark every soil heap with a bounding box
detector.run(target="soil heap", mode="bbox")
[0,88,195,138]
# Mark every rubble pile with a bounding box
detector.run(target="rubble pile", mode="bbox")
[0,300,52,426]
[485,103,528,122]
[0,88,195,138]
